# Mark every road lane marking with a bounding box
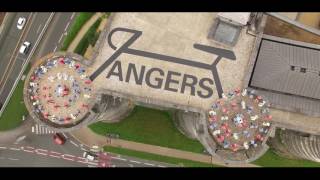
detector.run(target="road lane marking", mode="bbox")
[0,146,7,149]
[36,24,42,34]
[70,13,75,20]
[64,21,71,32]
[8,158,19,161]
[49,155,61,158]
[144,163,155,166]
[58,33,64,43]
[158,165,165,168]
[31,126,34,132]
[37,152,47,156]
[87,161,98,166]
[62,154,75,161]
[61,133,68,139]
[9,147,21,151]
[49,151,61,155]
[70,140,79,147]
[53,46,57,52]
[35,125,39,134]
[0,13,33,92]
[129,160,141,164]
[111,157,127,161]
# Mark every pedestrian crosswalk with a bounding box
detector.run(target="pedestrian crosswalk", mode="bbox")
[31,124,56,135]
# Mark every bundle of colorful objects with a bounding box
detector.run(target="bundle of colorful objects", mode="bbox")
[27,56,94,126]
[208,88,272,152]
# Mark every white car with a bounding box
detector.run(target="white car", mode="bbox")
[83,151,96,161]
[19,41,31,54]
[17,17,26,30]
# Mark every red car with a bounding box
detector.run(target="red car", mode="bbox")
[53,133,66,145]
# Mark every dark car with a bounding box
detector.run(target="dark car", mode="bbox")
[53,133,66,145]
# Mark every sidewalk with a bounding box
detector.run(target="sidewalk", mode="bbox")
[67,12,103,52]
[70,126,259,167]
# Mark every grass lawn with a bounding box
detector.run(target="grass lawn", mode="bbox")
[60,12,94,51]
[0,64,31,131]
[89,106,205,153]
[104,146,219,167]
[74,17,102,55]
[253,149,320,167]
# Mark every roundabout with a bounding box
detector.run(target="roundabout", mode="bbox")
[207,88,272,152]
[24,52,96,128]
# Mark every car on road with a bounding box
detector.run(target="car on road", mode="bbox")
[53,133,66,145]
[19,41,31,55]
[17,17,26,30]
[83,151,97,161]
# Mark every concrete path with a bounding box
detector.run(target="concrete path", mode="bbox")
[70,126,259,167]
[67,13,103,52]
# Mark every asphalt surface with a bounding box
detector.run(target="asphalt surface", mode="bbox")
[0,12,52,105]
[0,133,173,167]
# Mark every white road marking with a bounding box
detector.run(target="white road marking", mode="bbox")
[49,155,61,158]
[37,152,47,156]
[158,165,165,168]
[45,127,48,134]
[9,147,20,151]
[62,133,68,139]
[62,154,75,161]
[87,161,98,166]
[35,124,39,134]
[53,46,57,52]
[8,158,19,161]
[0,146,7,149]
[50,151,61,155]
[70,140,79,147]
[36,24,42,34]
[129,160,141,164]
[144,163,155,166]
[37,149,48,153]
[111,156,127,161]
[58,34,64,43]
[70,13,75,20]
[64,21,70,32]
[80,147,86,151]
[31,126,34,132]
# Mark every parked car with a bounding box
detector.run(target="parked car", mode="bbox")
[19,41,31,55]
[17,17,26,30]
[105,133,120,139]
[53,133,66,145]
[83,151,97,161]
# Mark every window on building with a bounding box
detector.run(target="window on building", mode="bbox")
[211,19,242,46]
[300,67,306,73]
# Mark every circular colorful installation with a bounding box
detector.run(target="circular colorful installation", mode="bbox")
[26,55,94,126]
[207,88,272,152]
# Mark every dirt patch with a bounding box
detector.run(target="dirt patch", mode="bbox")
[264,16,320,45]
[0,12,6,26]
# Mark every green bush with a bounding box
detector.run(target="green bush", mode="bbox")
[74,18,102,56]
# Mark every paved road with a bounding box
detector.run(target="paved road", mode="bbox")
[0,12,52,105]
[0,132,172,167]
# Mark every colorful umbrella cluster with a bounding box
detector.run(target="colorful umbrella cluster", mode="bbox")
[208,88,272,152]
[26,55,94,126]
